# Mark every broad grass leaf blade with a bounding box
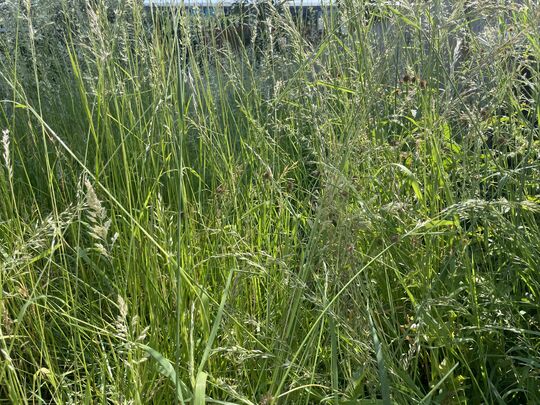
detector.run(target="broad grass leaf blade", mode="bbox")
[330,316,338,402]
[315,81,355,94]
[419,362,459,404]
[387,6,421,30]
[368,310,391,405]
[194,371,207,405]
[140,344,191,402]
[390,163,424,204]
[197,269,234,375]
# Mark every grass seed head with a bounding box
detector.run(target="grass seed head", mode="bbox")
[2,129,12,180]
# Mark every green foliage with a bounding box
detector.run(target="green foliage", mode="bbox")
[0,0,539,403]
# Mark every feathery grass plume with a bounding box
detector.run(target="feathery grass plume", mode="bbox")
[84,178,106,222]
[115,294,129,343]
[7,205,77,262]
[84,177,113,257]
[2,129,12,181]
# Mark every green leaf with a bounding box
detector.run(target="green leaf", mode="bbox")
[387,6,421,30]
[420,363,459,404]
[193,371,207,405]
[197,269,234,375]
[315,80,355,94]
[139,344,192,402]
[368,308,391,405]
[390,163,424,204]
[423,219,459,229]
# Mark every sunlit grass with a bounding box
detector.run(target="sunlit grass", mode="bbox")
[0,0,539,403]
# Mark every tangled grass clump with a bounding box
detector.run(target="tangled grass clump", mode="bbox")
[0,0,539,403]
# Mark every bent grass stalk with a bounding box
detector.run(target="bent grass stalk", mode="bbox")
[0,0,539,403]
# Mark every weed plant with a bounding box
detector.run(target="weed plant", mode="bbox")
[0,0,539,403]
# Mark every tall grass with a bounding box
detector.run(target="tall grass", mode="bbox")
[0,0,539,403]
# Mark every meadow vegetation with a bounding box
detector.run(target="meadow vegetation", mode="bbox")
[0,0,539,403]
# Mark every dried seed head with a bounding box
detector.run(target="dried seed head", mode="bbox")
[263,168,273,180]
[259,393,274,405]
[480,107,489,120]
[402,74,411,83]
[216,184,226,194]
[286,180,294,192]
[2,307,13,334]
